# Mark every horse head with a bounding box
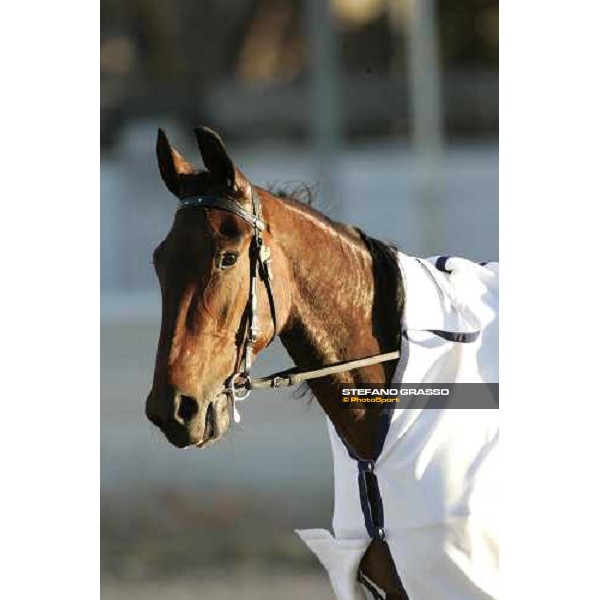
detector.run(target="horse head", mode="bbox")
[145,127,290,449]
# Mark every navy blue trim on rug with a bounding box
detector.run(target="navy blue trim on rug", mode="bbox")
[435,255,452,273]
[357,460,385,541]
[427,329,480,343]
[356,467,375,537]
[403,328,480,344]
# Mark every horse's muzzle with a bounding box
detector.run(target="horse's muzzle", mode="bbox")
[145,390,230,449]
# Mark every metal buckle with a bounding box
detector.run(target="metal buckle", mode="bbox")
[259,244,271,263]
[226,372,252,401]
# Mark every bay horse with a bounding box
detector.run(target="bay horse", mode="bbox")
[145,127,497,600]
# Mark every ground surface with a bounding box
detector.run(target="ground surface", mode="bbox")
[102,574,334,600]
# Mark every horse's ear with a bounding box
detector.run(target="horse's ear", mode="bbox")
[194,126,236,189]
[156,128,199,198]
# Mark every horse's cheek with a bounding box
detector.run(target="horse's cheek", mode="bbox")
[201,273,244,332]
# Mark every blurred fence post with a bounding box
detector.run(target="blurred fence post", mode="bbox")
[305,0,342,218]
[390,0,444,254]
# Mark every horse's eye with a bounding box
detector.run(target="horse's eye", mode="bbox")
[220,252,239,268]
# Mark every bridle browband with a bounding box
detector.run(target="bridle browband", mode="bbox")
[180,195,266,231]
[177,188,401,410]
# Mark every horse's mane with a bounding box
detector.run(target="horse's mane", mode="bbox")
[268,183,404,398]
[355,230,405,351]
[267,181,317,206]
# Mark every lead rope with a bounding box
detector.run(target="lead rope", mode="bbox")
[248,350,401,390]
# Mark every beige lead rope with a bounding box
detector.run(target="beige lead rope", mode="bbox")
[244,350,402,391]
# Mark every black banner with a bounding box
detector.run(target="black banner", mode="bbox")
[337,383,499,409]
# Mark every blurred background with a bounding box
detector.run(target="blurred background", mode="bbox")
[101,0,498,598]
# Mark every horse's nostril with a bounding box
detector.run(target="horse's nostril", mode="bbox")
[177,395,199,423]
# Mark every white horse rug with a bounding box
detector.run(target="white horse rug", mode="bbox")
[297,252,499,600]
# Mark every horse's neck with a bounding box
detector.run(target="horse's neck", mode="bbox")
[266,192,400,459]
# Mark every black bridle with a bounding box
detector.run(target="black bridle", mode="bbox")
[178,188,278,403]
[178,188,402,411]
